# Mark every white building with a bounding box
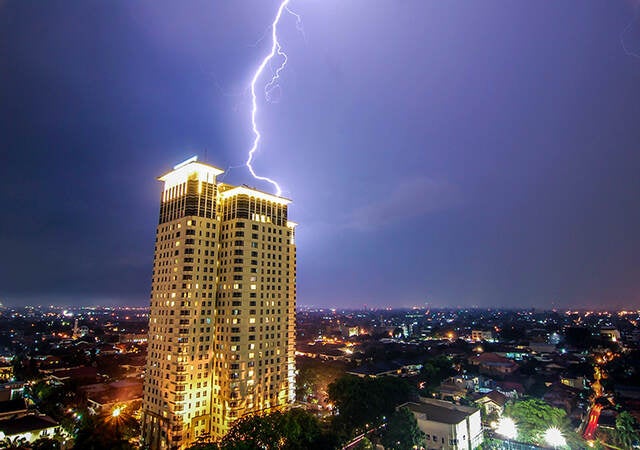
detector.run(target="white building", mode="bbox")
[0,415,59,444]
[600,327,621,342]
[471,330,493,342]
[400,398,483,450]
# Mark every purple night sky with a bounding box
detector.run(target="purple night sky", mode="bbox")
[2,1,640,308]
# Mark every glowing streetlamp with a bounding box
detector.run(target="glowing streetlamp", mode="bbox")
[112,406,123,440]
[496,417,518,441]
[544,427,566,448]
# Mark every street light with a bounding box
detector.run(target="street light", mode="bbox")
[544,427,566,448]
[112,406,123,441]
[496,417,517,450]
[496,417,518,440]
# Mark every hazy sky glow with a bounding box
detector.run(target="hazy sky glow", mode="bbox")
[2,1,640,308]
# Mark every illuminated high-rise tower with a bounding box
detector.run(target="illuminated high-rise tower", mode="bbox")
[142,157,297,450]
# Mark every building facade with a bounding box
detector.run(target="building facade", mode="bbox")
[142,158,296,449]
[401,398,483,450]
[470,330,493,342]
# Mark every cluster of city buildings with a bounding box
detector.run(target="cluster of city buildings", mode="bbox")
[296,307,640,448]
[3,298,640,449]
[0,304,148,445]
[3,159,640,449]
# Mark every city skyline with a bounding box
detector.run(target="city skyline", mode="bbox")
[2,1,640,308]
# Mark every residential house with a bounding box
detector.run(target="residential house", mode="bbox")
[0,415,59,444]
[474,390,507,417]
[400,398,483,450]
[469,353,519,376]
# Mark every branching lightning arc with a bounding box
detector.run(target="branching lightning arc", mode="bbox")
[621,3,640,59]
[245,0,300,197]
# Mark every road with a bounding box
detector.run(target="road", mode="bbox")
[583,403,603,440]
[342,423,386,450]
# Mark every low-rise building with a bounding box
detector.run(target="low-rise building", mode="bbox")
[600,327,621,343]
[347,361,403,378]
[494,381,524,398]
[400,398,483,450]
[0,399,27,420]
[84,379,143,415]
[437,376,480,401]
[118,333,148,344]
[560,374,587,390]
[33,355,63,369]
[0,364,13,383]
[528,342,557,354]
[347,359,423,378]
[468,353,519,376]
[474,390,507,417]
[0,382,25,402]
[44,366,98,386]
[471,330,493,342]
[0,414,59,444]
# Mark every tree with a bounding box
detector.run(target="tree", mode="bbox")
[381,407,425,450]
[270,408,323,450]
[418,355,454,395]
[213,408,337,450]
[109,406,141,442]
[30,438,61,450]
[218,412,281,450]
[295,357,347,407]
[12,355,39,380]
[72,412,136,450]
[504,399,574,447]
[186,434,219,450]
[295,361,317,402]
[0,437,28,450]
[328,375,415,438]
[564,327,594,351]
[614,411,640,449]
[352,437,374,450]
[479,404,499,426]
[353,436,375,450]
[27,381,72,423]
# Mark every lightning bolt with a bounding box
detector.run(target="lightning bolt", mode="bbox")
[245,0,301,197]
[621,2,640,59]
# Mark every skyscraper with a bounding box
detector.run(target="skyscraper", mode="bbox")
[142,157,296,449]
